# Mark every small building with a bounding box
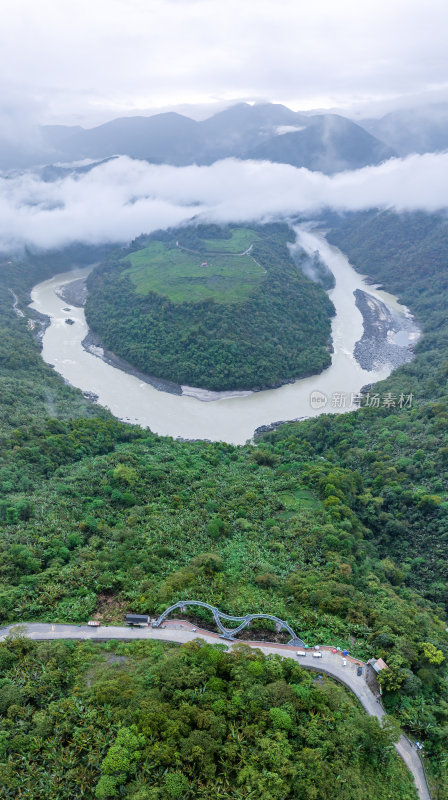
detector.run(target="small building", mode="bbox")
[125,614,150,626]
[368,657,389,673]
[366,657,389,693]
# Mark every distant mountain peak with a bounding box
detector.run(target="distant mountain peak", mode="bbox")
[1,101,398,172]
[359,101,448,156]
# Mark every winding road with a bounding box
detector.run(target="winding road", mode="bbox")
[0,619,431,800]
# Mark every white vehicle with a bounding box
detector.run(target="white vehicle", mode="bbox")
[296,650,307,657]
[87,620,101,627]
[342,658,347,666]
[312,652,323,658]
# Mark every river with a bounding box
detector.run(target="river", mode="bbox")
[29,228,419,445]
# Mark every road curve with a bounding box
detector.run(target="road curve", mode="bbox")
[0,620,431,800]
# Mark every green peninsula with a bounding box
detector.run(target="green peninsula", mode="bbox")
[85,223,335,391]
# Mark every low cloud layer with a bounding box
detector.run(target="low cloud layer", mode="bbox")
[1,153,448,253]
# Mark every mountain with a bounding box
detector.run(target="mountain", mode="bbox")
[0,124,85,171]
[0,103,396,173]
[197,102,302,160]
[49,103,395,172]
[42,124,85,149]
[38,156,119,182]
[359,102,448,156]
[51,111,202,164]
[245,113,395,172]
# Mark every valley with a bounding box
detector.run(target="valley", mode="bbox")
[29,226,416,441]
[2,2,448,797]
[0,209,447,798]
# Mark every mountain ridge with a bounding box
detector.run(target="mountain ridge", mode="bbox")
[0,102,396,173]
[359,102,448,156]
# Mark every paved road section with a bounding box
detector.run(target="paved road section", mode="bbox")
[0,621,431,800]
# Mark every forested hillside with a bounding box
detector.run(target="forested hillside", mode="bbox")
[279,209,448,600]
[85,224,334,391]
[0,214,447,797]
[0,637,417,800]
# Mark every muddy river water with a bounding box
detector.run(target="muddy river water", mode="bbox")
[29,227,419,444]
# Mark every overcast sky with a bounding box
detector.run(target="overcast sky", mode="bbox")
[2,0,448,127]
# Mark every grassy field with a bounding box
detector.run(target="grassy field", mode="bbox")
[125,239,266,303]
[197,227,260,253]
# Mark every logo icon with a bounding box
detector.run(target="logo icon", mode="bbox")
[310,390,328,409]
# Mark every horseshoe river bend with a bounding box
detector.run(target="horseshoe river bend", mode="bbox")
[29,227,420,445]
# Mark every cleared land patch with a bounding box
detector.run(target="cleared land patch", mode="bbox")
[124,240,266,304]
[279,489,321,511]
[192,227,261,253]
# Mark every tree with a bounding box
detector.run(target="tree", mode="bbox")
[95,776,118,799]
[113,464,137,485]
[421,642,445,665]
[377,658,406,692]
[269,707,293,731]
[358,715,401,765]
[164,772,189,798]
[96,727,145,797]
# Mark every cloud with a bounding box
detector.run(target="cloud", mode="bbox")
[1,152,448,253]
[1,0,448,124]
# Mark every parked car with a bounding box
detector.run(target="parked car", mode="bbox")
[87,620,101,627]
[296,650,307,657]
[312,652,323,658]
[357,666,363,676]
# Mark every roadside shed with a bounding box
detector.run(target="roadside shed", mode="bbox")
[125,614,150,626]
[366,657,389,693]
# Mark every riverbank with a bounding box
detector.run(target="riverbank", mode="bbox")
[82,330,183,395]
[55,275,413,403]
[54,274,184,396]
[52,245,422,401]
[57,274,328,401]
[28,229,419,444]
[354,289,420,371]
[56,277,88,307]
[253,417,308,439]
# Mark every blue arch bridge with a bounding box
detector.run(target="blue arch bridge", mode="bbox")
[152,600,306,646]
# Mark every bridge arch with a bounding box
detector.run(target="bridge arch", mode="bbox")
[152,600,305,646]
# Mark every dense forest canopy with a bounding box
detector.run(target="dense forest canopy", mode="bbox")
[0,211,448,797]
[85,223,335,391]
[0,637,416,800]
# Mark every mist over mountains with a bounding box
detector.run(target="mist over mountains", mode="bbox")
[360,103,448,156]
[1,102,396,174]
[2,151,448,253]
[4,100,448,178]
[1,98,448,253]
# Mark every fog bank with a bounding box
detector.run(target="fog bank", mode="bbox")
[1,152,448,252]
